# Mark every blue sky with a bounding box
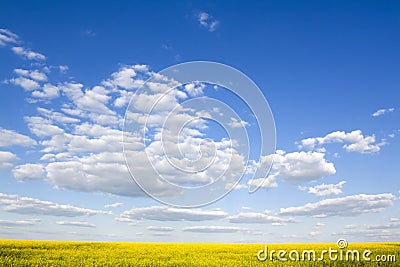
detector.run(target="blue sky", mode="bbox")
[0,0,399,243]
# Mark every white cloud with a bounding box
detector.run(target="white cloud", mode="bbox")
[9,77,40,91]
[37,108,79,124]
[59,83,120,125]
[59,65,69,73]
[366,221,400,230]
[299,130,384,153]
[344,224,358,229]
[0,29,19,46]
[308,231,321,237]
[44,152,150,197]
[104,202,124,208]
[262,150,335,184]
[119,206,227,221]
[228,117,249,128]
[102,65,148,90]
[301,181,346,197]
[228,212,296,224]
[0,219,40,227]
[332,228,400,240]
[197,12,219,32]
[12,163,45,181]
[0,128,36,147]
[147,226,174,232]
[183,226,246,233]
[12,46,46,60]
[372,108,395,117]
[184,82,205,97]
[56,221,96,228]
[32,84,60,99]
[0,192,111,217]
[279,193,396,217]
[247,177,278,189]
[0,151,19,169]
[14,69,47,81]
[25,116,64,137]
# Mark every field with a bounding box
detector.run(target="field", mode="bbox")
[0,240,399,266]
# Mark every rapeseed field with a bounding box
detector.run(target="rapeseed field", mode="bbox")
[0,240,398,266]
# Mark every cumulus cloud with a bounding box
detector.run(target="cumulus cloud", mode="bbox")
[299,181,346,196]
[102,65,147,90]
[56,221,96,227]
[0,128,36,147]
[0,192,111,217]
[259,150,335,185]
[118,206,227,221]
[197,12,219,32]
[279,193,396,217]
[0,151,19,170]
[12,46,46,60]
[228,117,249,128]
[299,130,385,153]
[32,84,60,99]
[372,108,395,117]
[14,69,47,81]
[3,62,245,201]
[9,77,40,91]
[12,163,45,181]
[183,226,246,233]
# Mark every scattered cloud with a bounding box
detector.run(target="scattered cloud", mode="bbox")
[197,12,219,32]
[228,117,249,128]
[147,226,174,232]
[0,128,37,147]
[228,212,296,224]
[0,219,40,227]
[9,77,40,91]
[31,84,60,99]
[0,29,19,46]
[104,202,124,209]
[260,150,336,185]
[12,163,45,181]
[372,108,395,117]
[299,181,346,197]
[308,231,321,237]
[0,192,111,217]
[119,206,227,221]
[183,226,246,233]
[299,130,385,154]
[332,228,400,240]
[59,65,69,73]
[366,218,400,230]
[56,221,96,228]
[12,46,46,60]
[0,151,19,170]
[279,193,396,217]
[14,69,47,81]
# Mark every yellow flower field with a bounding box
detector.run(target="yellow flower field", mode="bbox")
[0,240,398,266]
